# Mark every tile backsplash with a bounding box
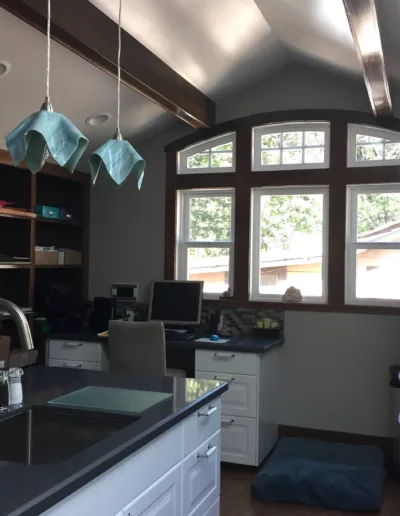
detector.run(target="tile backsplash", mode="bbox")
[200,306,283,337]
[133,302,283,337]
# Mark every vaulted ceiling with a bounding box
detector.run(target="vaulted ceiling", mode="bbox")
[0,0,398,161]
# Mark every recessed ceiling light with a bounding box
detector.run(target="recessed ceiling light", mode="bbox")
[85,112,112,126]
[0,61,11,77]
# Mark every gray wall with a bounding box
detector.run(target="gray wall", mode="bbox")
[89,64,400,438]
[266,311,400,438]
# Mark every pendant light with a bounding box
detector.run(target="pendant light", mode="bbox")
[5,0,88,174]
[89,0,146,188]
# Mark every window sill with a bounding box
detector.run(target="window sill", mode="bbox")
[203,298,400,315]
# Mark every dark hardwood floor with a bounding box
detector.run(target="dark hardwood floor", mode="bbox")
[220,467,400,516]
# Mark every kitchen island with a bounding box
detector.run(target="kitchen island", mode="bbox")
[0,367,227,516]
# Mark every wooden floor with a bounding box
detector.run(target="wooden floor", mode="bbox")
[220,467,400,516]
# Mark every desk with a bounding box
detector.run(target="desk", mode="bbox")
[46,332,283,377]
[46,332,284,466]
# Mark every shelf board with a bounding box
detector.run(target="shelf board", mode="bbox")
[36,217,83,227]
[35,264,82,269]
[0,212,35,221]
[0,262,31,269]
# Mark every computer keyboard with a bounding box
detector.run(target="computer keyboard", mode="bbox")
[164,330,196,341]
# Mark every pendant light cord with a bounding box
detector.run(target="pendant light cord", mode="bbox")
[46,0,51,101]
[117,0,122,133]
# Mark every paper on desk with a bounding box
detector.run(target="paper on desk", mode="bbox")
[195,337,230,344]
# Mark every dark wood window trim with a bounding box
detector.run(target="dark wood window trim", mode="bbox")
[165,109,400,315]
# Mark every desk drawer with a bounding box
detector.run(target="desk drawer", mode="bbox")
[48,340,101,363]
[220,416,256,466]
[195,350,258,376]
[48,358,101,371]
[183,398,221,457]
[182,431,220,516]
[195,371,257,418]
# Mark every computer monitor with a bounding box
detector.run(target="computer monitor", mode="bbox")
[148,280,203,326]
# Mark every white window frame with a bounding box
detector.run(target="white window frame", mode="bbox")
[176,189,235,299]
[252,121,330,171]
[250,185,329,303]
[346,183,400,306]
[178,132,236,175]
[347,124,400,168]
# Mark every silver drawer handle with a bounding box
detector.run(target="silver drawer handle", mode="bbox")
[221,418,235,426]
[64,342,83,348]
[198,405,217,417]
[63,363,82,368]
[214,376,235,383]
[214,352,235,358]
[197,444,217,460]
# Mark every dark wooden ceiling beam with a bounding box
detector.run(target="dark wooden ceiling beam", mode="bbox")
[342,0,392,116]
[0,0,215,129]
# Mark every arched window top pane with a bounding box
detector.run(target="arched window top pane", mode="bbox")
[348,124,400,167]
[252,121,330,171]
[178,132,236,174]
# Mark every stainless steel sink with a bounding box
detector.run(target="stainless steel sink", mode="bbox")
[0,406,139,466]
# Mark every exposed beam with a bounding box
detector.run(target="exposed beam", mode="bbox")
[342,0,392,116]
[0,0,215,129]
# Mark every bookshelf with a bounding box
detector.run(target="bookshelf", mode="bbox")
[0,150,90,338]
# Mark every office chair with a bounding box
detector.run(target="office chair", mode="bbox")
[108,320,186,377]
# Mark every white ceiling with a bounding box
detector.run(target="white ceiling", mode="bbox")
[1,0,393,167]
[90,0,362,96]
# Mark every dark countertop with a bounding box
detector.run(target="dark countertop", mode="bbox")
[0,367,228,516]
[48,331,285,354]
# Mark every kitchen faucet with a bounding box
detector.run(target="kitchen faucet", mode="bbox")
[0,299,34,351]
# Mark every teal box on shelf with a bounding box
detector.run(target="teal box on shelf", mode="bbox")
[35,205,60,219]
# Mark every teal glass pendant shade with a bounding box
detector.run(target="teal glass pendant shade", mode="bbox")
[5,99,88,174]
[89,130,145,188]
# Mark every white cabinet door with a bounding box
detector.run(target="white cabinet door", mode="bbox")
[195,372,257,418]
[220,416,256,466]
[183,431,220,516]
[203,497,220,516]
[123,463,181,516]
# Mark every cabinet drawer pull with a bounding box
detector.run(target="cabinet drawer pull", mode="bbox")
[198,405,217,417]
[214,352,235,358]
[214,376,235,383]
[62,363,82,368]
[221,418,235,426]
[63,342,83,348]
[197,444,217,460]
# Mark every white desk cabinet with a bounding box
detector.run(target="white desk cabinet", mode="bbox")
[46,339,109,371]
[196,350,278,466]
[43,398,222,516]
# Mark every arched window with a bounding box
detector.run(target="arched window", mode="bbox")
[178,132,236,174]
[347,124,400,167]
[252,121,330,171]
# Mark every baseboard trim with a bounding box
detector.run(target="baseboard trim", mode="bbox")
[278,425,393,463]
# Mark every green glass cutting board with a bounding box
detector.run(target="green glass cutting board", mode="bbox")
[48,386,172,414]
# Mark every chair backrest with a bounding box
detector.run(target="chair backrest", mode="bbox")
[108,320,166,376]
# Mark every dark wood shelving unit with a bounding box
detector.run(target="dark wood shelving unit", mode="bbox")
[36,217,84,227]
[0,263,31,269]
[35,264,82,269]
[0,150,91,341]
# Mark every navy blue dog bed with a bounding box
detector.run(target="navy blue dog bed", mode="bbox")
[251,437,386,511]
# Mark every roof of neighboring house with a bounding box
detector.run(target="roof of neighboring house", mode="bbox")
[188,218,400,274]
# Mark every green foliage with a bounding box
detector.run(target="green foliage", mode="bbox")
[357,193,400,234]
[260,195,322,251]
[188,193,400,260]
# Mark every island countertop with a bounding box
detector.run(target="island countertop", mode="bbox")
[0,367,228,516]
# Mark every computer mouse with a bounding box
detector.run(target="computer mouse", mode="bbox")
[210,334,219,342]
